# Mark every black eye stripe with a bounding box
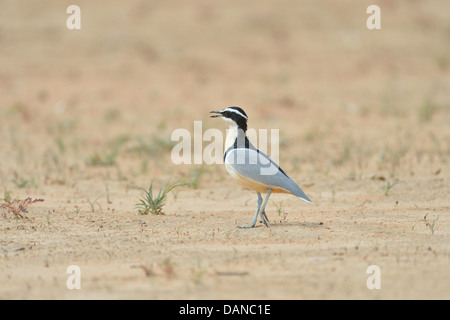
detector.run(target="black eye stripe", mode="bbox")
[223,111,242,119]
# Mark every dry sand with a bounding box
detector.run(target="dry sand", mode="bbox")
[0,0,449,299]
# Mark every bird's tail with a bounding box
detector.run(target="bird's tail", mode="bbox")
[285,178,312,204]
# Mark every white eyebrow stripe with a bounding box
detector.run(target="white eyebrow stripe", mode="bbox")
[223,108,248,120]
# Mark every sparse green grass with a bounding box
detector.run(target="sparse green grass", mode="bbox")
[105,182,112,204]
[86,135,131,167]
[72,206,81,214]
[87,197,102,212]
[3,190,13,203]
[191,261,206,285]
[435,54,449,70]
[87,149,118,166]
[332,139,354,167]
[423,213,437,234]
[377,142,410,178]
[272,200,283,216]
[303,125,321,143]
[189,165,207,189]
[136,178,186,215]
[383,180,399,196]
[272,200,287,222]
[161,258,176,278]
[104,108,121,122]
[130,136,175,158]
[12,172,37,189]
[417,98,436,123]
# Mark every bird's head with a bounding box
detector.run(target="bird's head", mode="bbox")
[210,106,248,132]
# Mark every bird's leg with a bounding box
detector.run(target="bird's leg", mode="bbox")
[259,188,272,227]
[238,192,262,229]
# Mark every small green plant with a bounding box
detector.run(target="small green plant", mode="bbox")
[272,200,287,222]
[383,180,399,196]
[189,165,207,189]
[423,213,437,235]
[12,172,37,189]
[417,98,435,123]
[105,182,112,204]
[130,136,175,158]
[86,135,130,167]
[104,108,121,121]
[272,200,283,216]
[162,258,176,278]
[3,190,13,203]
[136,178,185,215]
[73,206,81,214]
[87,149,118,166]
[87,197,101,212]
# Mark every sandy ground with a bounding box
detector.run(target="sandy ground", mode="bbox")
[0,1,449,299]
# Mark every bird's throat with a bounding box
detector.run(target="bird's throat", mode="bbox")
[225,124,238,151]
[225,123,248,151]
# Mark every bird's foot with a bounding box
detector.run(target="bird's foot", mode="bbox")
[237,224,255,229]
[260,210,270,227]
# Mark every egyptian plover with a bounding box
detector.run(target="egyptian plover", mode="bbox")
[210,106,312,228]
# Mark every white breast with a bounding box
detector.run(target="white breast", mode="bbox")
[224,123,238,151]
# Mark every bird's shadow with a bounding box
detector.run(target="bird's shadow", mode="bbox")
[256,221,328,229]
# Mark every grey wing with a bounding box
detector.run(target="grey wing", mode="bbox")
[226,148,312,203]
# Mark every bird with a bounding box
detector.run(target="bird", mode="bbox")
[210,106,312,228]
